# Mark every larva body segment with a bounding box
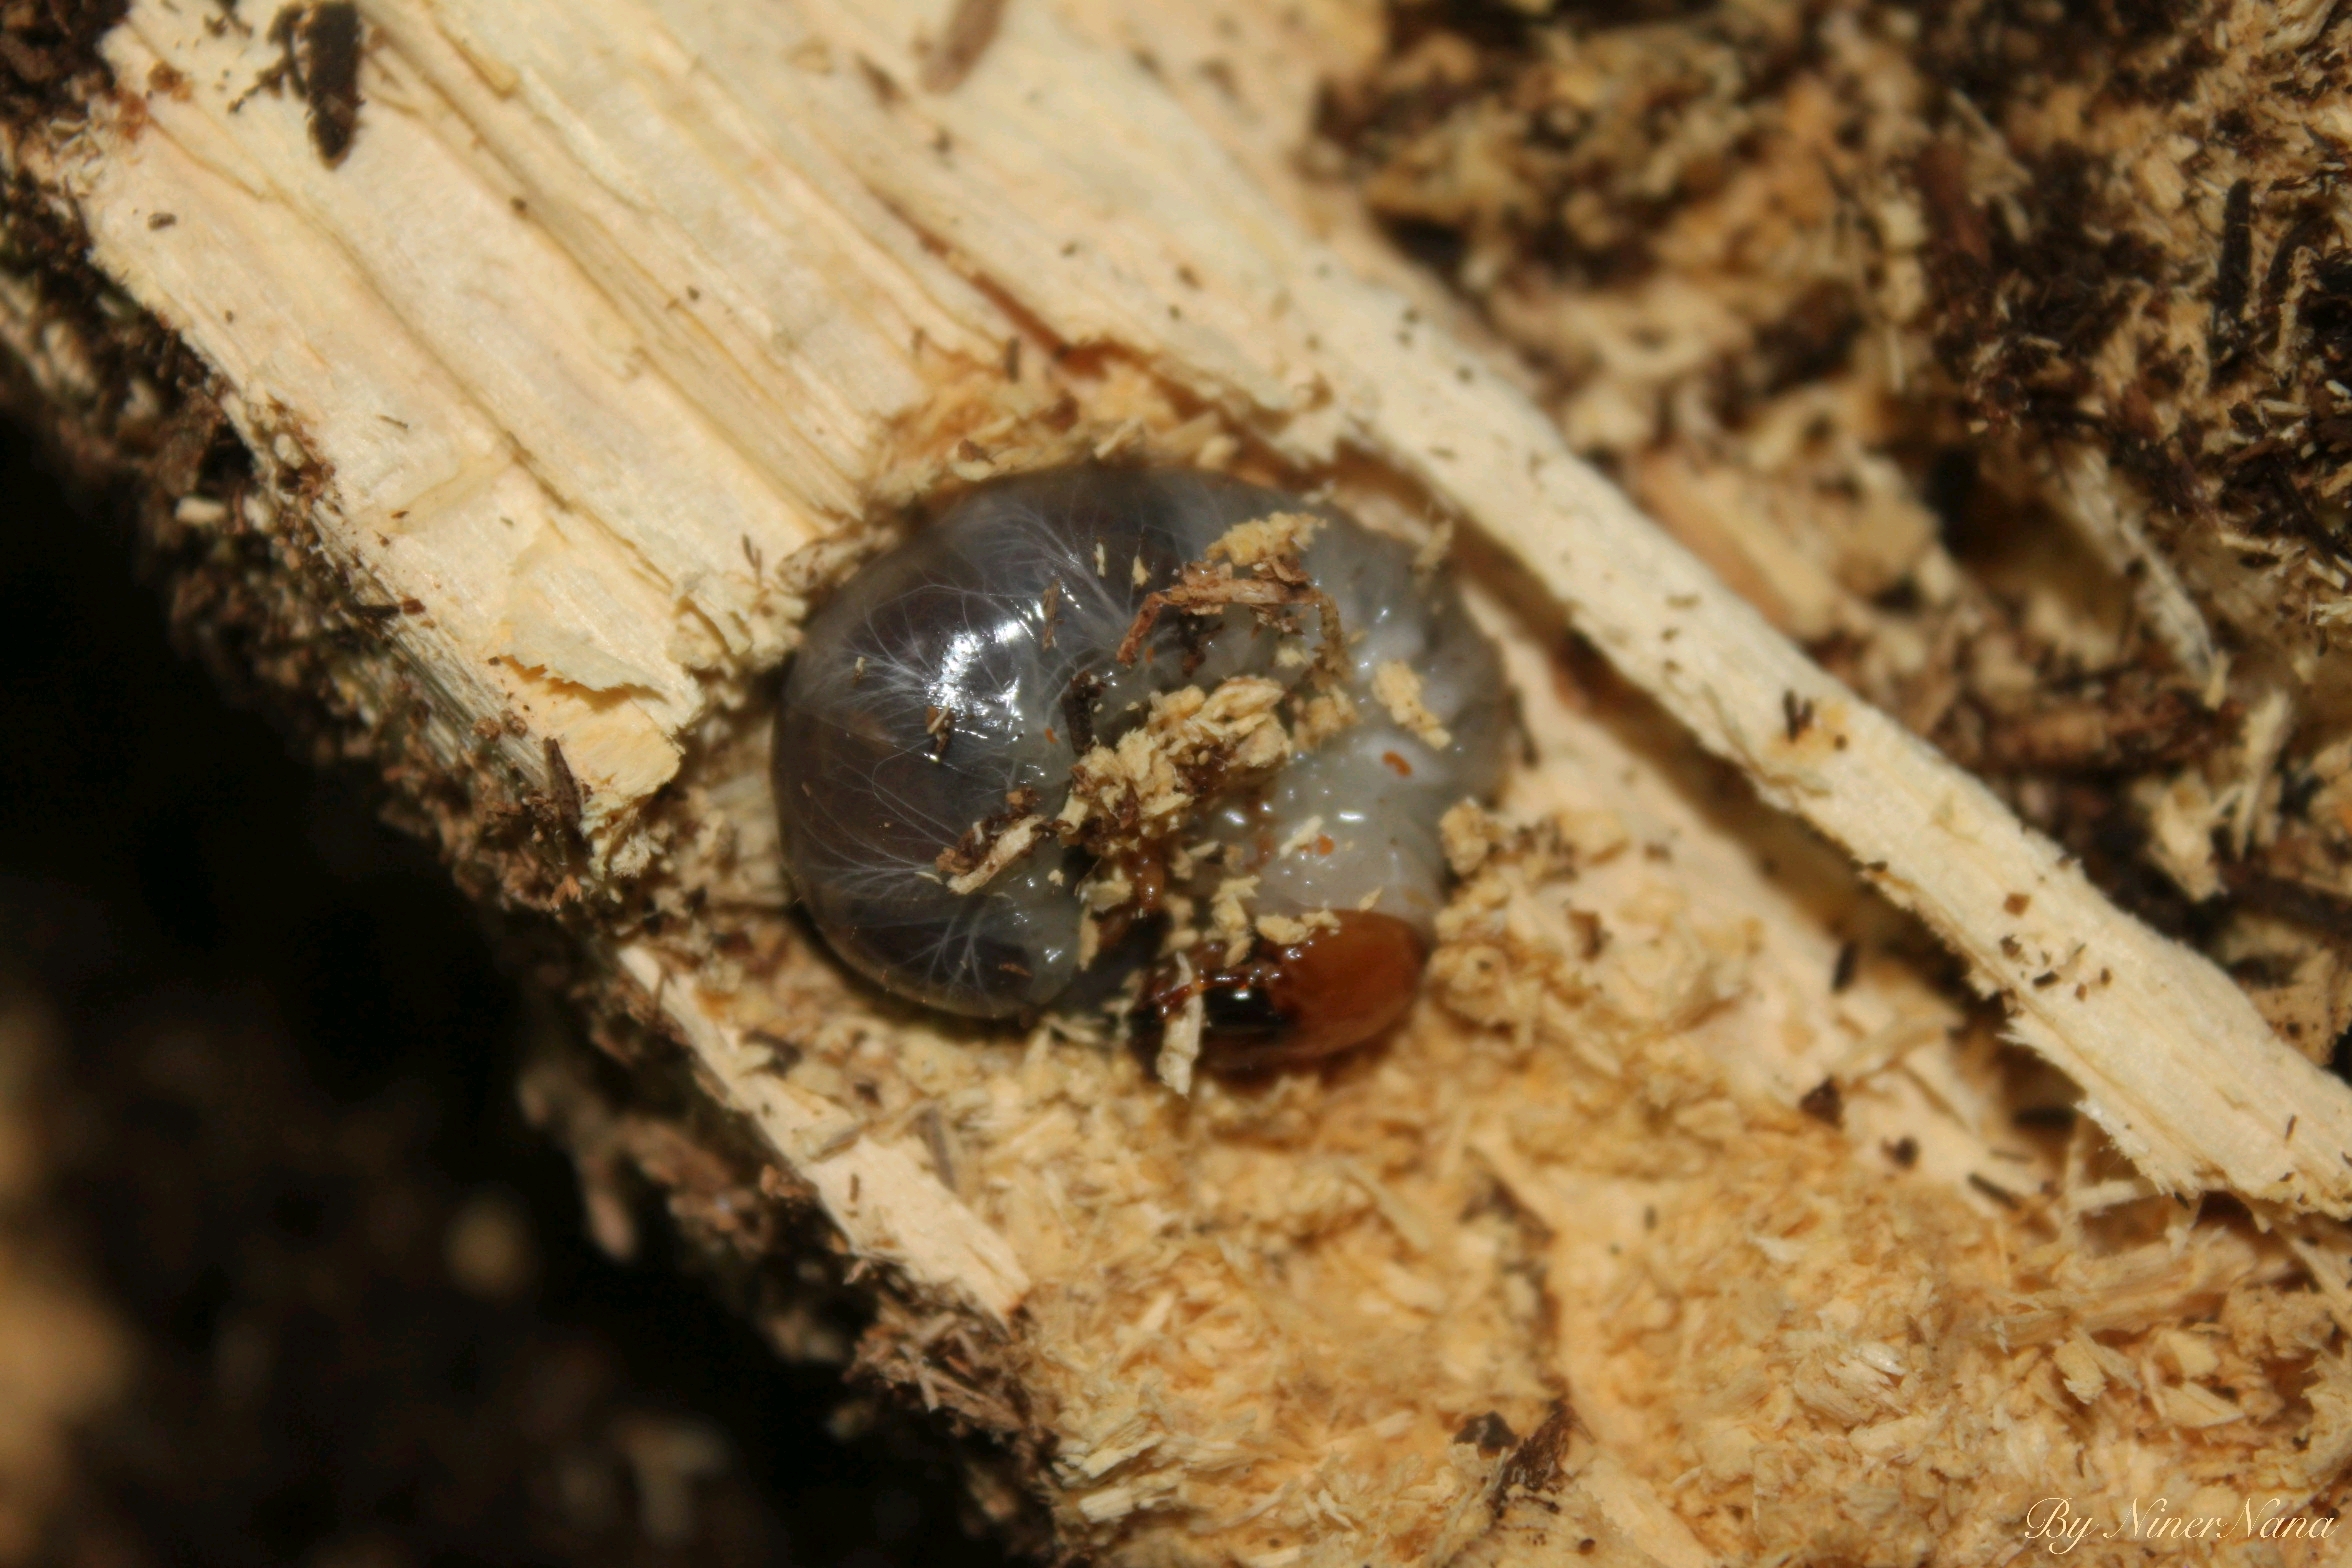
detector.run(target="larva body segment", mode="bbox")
[774,466,1505,1065]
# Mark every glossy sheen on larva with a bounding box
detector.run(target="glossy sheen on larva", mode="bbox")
[773,466,1506,1025]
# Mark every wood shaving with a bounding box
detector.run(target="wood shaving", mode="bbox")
[1290,688,1358,750]
[1255,909,1341,945]
[935,786,1045,890]
[1155,953,1203,1096]
[1371,660,1451,749]
[1115,510,1343,680]
[1207,510,1322,570]
[1064,678,1291,851]
[1274,814,1326,858]
[942,814,1047,896]
[1209,875,1259,966]
[1438,800,1503,878]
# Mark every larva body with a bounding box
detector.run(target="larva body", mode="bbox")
[774,466,1504,1069]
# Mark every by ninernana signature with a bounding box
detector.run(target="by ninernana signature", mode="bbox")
[2024,1496,2337,1553]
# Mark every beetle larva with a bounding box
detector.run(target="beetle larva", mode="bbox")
[774,466,1505,1074]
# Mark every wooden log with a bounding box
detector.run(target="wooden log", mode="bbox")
[5,2,2350,1563]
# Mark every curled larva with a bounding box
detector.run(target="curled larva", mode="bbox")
[774,466,1505,1073]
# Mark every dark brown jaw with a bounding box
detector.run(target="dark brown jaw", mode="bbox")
[1143,911,1427,1078]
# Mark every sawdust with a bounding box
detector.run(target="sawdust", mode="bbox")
[1064,677,1292,851]
[1372,659,1452,750]
[621,324,2352,1560]
[658,644,2352,1564]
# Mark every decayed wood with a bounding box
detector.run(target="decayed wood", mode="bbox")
[7,0,2352,1563]
[1326,0,2352,1074]
[63,0,2351,1213]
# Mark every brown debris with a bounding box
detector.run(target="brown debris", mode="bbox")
[0,0,127,133]
[1062,677,1291,851]
[918,0,1007,95]
[1960,672,2236,775]
[935,787,1048,895]
[544,736,584,844]
[1113,509,1339,675]
[269,3,363,167]
[1325,0,2352,1127]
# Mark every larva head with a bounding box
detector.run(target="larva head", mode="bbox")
[1148,911,1429,1076]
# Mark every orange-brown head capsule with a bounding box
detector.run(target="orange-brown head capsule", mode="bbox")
[1147,911,1427,1075]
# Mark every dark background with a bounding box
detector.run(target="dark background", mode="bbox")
[0,421,1012,1567]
